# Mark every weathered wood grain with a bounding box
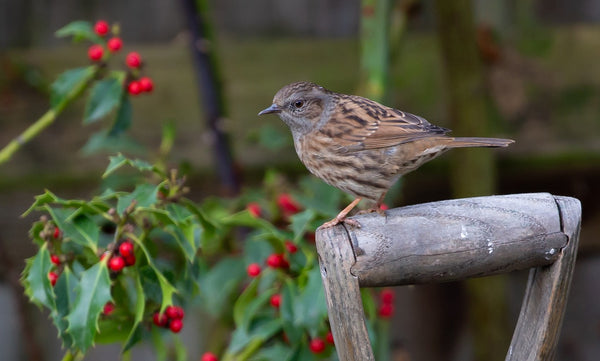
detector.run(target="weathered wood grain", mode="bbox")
[346,193,568,286]
[506,196,581,361]
[316,225,375,361]
[316,193,581,361]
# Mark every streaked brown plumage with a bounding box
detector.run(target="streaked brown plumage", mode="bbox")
[259,81,514,228]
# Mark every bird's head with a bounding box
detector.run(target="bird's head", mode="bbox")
[259,81,331,136]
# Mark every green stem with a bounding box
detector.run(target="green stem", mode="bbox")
[0,66,98,166]
[359,0,392,102]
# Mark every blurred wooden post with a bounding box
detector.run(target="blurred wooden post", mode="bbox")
[316,193,581,361]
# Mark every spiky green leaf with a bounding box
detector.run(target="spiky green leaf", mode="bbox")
[66,261,112,352]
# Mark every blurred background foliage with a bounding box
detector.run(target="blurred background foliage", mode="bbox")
[1,0,600,360]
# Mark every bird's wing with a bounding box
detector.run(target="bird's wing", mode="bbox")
[323,95,450,153]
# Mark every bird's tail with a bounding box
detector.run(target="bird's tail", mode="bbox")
[447,137,514,148]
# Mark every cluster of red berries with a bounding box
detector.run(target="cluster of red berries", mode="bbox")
[246,240,297,278]
[88,20,121,61]
[378,288,395,318]
[47,227,62,286]
[153,305,185,333]
[102,239,136,273]
[309,331,335,354]
[88,20,154,97]
[124,52,153,96]
[244,194,338,355]
[246,193,302,219]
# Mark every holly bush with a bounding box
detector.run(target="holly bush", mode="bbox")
[16,20,394,361]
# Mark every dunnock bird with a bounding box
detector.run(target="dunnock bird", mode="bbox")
[259,81,514,228]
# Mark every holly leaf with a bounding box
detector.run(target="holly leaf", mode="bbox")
[281,268,328,340]
[223,211,286,240]
[66,261,112,352]
[117,183,161,215]
[123,275,146,352]
[53,267,79,349]
[233,279,276,332]
[227,318,282,355]
[22,189,60,216]
[289,209,316,243]
[55,20,104,43]
[45,206,100,253]
[22,243,55,309]
[108,96,132,136]
[294,267,328,335]
[247,342,295,361]
[84,75,125,124]
[103,153,156,178]
[128,234,176,312]
[198,258,245,317]
[50,66,95,109]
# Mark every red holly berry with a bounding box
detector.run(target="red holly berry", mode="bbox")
[103,302,115,315]
[165,305,184,320]
[53,227,61,239]
[50,254,61,266]
[326,331,335,344]
[246,202,261,218]
[128,81,141,95]
[379,203,390,211]
[169,318,183,333]
[246,263,261,277]
[119,241,134,258]
[48,271,59,286]
[153,312,168,327]
[125,52,142,68]
[107,37,122,52]
[380,288,395,304]
[139,77,153,92]
[309,338,326,353]
[270,294,281,309]
[108,256,125,272]
[94,20,110,36]
[124,254,136,266]
[88,44,104,61]
[266,254,282,268]
[378,303,394,318]
[201,352,219,361]
[277,193,301,214]
[284,240,298,254]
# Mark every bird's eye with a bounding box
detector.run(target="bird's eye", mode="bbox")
[294,100,304,108]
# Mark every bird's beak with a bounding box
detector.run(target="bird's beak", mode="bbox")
[258,104,282,115]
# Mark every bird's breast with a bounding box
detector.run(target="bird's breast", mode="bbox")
[294,134,393,201]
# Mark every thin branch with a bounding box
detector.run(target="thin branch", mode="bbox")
[0,66,98,166]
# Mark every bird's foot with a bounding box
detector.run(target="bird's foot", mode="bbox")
[319,197,363,229]
[320,216,361,229]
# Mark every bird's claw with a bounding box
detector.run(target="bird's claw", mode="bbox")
[319,217,361,229]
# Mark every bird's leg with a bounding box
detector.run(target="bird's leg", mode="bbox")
[320,197,362,228]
